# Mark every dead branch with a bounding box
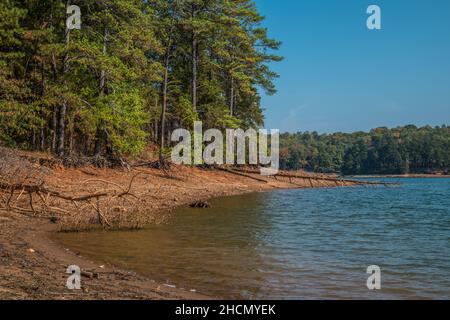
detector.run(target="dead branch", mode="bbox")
[229,168,400,187]
[0,172,142,228]
[217,167,269,183]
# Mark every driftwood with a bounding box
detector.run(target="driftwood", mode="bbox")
[229,168,400,187]
[216,167,269,183]
[0,147,141,228]
[0,173,144,228]
[0,182,109,202]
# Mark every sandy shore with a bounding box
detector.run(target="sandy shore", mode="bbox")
[1,157,358,300]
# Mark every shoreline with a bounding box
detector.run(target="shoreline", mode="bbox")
[344,174,450,179]
[1,161,363,300]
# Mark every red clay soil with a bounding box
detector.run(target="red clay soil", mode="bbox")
[0,150,357,300]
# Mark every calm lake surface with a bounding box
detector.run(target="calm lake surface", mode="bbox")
[55,178,450,299]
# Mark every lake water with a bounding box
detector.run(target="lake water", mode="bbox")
[55,178,450,299]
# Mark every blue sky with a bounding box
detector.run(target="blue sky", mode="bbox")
[255,0,450,133]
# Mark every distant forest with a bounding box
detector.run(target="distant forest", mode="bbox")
[280,125,450,175]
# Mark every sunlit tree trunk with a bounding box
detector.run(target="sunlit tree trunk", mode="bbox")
[57,0,71,157]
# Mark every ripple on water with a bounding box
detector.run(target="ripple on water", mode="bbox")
[55,178,450,299]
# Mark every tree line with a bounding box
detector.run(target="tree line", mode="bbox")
[280,125,450,175]
[0,0,281,159]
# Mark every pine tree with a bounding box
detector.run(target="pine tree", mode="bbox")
[0,0,282,160]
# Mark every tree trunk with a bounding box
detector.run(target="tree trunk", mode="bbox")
[192,34,197,113]
[191,6,198,113]
[40,123,45,151]
[51,105,57,152]
[159,2,178,161]
[57,100,67,157]
[99,28,108,95]
[154,96,159,143]
[160,52,170,160]
[95,27,108,156]
[57,3,71,157]
[230,76,234,116]
[50,2,57,153]
[40,60,45,151]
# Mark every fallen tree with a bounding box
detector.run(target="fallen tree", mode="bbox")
[221,168,400,187]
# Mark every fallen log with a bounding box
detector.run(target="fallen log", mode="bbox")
[0,182,114,202]
[0,174,141,228]
[216,167,269,183]
[229,168,400,187]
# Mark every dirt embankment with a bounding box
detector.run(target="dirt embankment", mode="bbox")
[0,148,359,300]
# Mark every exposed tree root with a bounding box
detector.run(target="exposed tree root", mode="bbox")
[0,173,144,229]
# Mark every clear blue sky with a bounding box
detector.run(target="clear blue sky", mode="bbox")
[255,0,450,133]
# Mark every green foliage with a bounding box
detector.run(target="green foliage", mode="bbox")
[0,0,280,158]
[280,126,450,175]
